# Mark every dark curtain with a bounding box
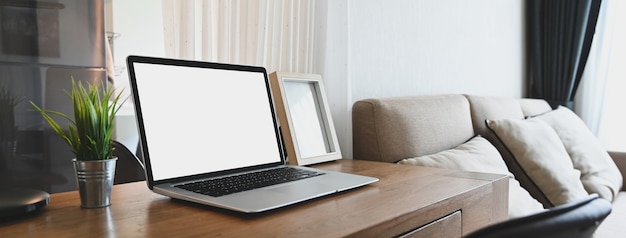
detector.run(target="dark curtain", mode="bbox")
[527,0,602,109]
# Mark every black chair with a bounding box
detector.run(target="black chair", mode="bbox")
[112,140,145,184]
[465,194,612,238]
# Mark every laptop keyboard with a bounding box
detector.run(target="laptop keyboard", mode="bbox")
[175,167,325,197]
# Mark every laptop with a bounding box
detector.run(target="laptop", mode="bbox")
[125,55,378,213]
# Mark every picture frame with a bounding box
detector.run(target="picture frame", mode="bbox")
[269,72,342,166]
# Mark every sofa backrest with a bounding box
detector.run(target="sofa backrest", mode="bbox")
[352,94,552,163]
[352,94,475,163]
[352,94,553,205]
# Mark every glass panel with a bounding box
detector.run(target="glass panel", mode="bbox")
[283,80,334,158]
[0,0,106,193]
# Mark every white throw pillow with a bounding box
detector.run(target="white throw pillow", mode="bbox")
[398,135,545,218]
[533,106,623,201]
[486,118,589,206]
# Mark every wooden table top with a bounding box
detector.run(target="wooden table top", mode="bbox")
[0,159,507,237]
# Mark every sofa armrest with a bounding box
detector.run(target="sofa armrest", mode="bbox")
[609,151,626,191]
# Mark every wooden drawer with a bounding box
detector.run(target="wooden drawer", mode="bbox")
[398,211,462,238]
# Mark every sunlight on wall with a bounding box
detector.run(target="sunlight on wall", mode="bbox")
[598,0,626,151]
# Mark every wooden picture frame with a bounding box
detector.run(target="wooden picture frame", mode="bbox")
[269,72,342,165]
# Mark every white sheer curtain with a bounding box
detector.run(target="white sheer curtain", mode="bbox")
[576,0,626,151]
[575,0,613,134]
[162,0,317,73]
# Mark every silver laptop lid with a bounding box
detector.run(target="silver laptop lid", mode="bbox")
[126,56,285,189]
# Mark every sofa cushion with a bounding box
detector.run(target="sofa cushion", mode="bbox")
[519,98,553,117]
[465,95,552,206]
[398,135,545,218]
[486,118,589,206]
[465,95,526,139]
[532,106,623,201]
[595,192,626,237]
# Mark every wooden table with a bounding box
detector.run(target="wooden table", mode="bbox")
[0,159,508,237]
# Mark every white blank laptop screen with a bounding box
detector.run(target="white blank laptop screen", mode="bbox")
[131,63,282,181]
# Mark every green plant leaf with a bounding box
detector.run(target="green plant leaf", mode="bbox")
[30,77,126,161]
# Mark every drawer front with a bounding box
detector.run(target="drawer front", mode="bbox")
[399,211,462,238]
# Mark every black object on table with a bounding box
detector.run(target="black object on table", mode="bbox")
[0,187,50,221]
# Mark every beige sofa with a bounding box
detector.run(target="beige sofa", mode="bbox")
[352,94,625,237]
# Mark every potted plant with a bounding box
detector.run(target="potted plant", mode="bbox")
[30,78,125,208]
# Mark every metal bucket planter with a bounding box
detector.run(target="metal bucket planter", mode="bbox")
[73,157,117,208]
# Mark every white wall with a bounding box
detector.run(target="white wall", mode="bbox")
[317,0,526,158]
[108,0,527,160]
[315,0,352,161]
[110,0,165,99]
